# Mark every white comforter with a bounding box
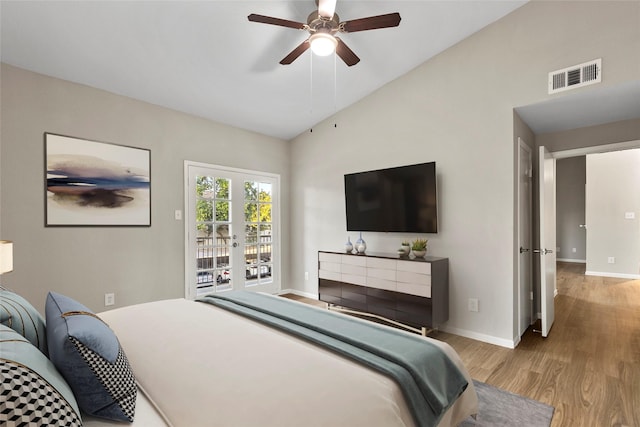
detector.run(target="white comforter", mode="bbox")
[86,297,477,427]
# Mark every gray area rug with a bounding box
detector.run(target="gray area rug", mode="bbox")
[460,380,554,426]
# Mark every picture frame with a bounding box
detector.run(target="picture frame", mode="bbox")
[45,133,151,227]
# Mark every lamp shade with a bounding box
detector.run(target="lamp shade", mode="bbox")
[309,33,337,56]
[0,241,13,274]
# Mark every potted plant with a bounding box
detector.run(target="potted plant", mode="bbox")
[411,238,428,258]
[399,240,411,255]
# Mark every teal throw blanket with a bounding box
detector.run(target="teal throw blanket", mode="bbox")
[198,291,468,427]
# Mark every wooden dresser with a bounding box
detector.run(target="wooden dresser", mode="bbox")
[318,251,449,333]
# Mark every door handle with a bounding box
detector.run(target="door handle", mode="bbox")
[533,249,553,254]
[232,242,238,248]
[520,247,530,253]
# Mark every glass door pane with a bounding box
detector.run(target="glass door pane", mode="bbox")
[194,175,233,296]
[243,180,273,287]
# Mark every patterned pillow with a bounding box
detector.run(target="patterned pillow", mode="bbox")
[0,288,48,355]
[0,324,82,426]
[46,292,137,422]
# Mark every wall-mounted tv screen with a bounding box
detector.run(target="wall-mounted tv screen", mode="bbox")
[344,162,437,233]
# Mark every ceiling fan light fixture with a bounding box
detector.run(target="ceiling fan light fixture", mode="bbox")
[309,33,337,56]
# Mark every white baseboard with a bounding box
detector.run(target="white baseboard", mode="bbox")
[585,271,640,279]
[278,288,318,299]
[557,258,586,263]
[439,325,516,349]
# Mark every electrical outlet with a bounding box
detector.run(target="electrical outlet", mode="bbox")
[104,293,115,306]
[572,248,577,253]
[174,210,182,220]
[608,257,615,264]
[304,271,309,281]
[468,298,479,312]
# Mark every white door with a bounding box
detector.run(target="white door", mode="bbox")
[185,162,280,299]
[538,146,556,337]
[518,139,533,336]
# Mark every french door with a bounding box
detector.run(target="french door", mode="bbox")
[185,162,280,299]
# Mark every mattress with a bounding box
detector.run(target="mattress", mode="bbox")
[97,297,477,427]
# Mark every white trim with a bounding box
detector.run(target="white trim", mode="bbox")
[585,271,640,280]
[551,139,640,159]
[184,163,191,299]
[184,160,281,180]
[557,258,586,263]
[439,325,516,349]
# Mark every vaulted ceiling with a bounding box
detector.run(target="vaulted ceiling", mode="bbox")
[1,1,529,140]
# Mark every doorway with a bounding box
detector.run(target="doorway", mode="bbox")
[556,144,640,279]
[184,161,281,299]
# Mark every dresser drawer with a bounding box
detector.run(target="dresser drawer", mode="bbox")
[342,255,367,266]
[342,263,366,277]
[342,273,367,286]
[397,270,431,286]
[319,261,341,273]
[319,252,342,263]
[366,276,396,292]
[367,257,397,270]
[397,282,431,298]
[319,269,341,282]
[367,267,396,281]
[397,260,431,275]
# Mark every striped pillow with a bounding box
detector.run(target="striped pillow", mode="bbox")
[0,288,48,355]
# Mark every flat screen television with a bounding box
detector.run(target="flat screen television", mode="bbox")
[344,162,437,233]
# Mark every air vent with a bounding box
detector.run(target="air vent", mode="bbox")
[548,58,601,94]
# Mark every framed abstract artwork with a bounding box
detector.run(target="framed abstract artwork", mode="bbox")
[45,133,151,226]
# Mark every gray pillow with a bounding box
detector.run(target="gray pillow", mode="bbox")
[0,324,82,426]
[46,291,137,422]
[0,288,48,355]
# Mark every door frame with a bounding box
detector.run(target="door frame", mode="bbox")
[183,160,282,299]
[517,138,534,340]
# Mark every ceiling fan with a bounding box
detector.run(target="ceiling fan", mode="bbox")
[248,0,401,67]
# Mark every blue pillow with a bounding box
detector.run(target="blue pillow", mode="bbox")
[0,324,82,426]
[0,288,48,355]
[45,291,137,422]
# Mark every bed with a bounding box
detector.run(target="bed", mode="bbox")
[1,289,477,426]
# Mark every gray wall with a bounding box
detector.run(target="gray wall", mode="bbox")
[0,64,290,314]
[586,149,640,277]
[289,1,640,346]
[556,157,586,262]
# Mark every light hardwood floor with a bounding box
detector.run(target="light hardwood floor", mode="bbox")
[284,262,640,427]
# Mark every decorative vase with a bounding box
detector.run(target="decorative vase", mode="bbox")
[345,236,353,253]
[412,250,426,258]
[400,243,411,255]
[355,232,366,254]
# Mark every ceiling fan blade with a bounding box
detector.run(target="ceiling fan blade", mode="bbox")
[280,39,311,65]
[341,12,401,33]
[248,14,307,30]
[318,0,337,19]
[335,37,360,67]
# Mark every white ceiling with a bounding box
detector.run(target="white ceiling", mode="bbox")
[515,80,640,135]
[0,0,529,140]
